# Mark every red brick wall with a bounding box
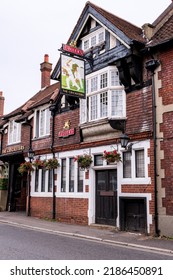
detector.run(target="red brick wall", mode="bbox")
[30,197,88,225]
[160,112,173,215]
[30,197,53,219]
[126,87,152,135]
[158,49,173,105]
[56,198,88,225]
[157,49,173,216]
[54,108,81,147]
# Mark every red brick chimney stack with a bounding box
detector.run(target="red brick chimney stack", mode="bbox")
[40,54,52,89]
[0,91,5,116]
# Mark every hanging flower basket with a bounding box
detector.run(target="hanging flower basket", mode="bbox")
[18,161,34,175]
[74,154,93,170]
[32,159,45,169]
[44,158,60,170]
[102,150,121,163]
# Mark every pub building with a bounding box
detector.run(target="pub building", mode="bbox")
[1,1,173,236]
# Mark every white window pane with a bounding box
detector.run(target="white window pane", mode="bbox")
[123,152,131,178]
[84,40,89,50]
[80,98,87,123]
[91,36,96,47]
[17,123,21,142]
[46,109,51,135]
[100,92,108,117]
[40,110,45,136]
[86,79,89,94]
[8,120,21,144]
[111,90,123,116]
[91,77,98,92]
[100,73,107,89]
[98,32,104,43]
[110,69,120,86]
[69,158,74,192]
[90,95,97,120]
[135,150,145,177]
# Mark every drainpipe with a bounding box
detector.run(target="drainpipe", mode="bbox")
[50,107,56,220]
[22,120,34,216]
[145,59,160,236]
[27,124,33,217]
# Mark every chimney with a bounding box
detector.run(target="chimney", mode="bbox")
[40,54,52,89]
[0,91,5,116]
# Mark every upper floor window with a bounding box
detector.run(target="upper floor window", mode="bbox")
[8,120,21,144]
[80,66,125,123]
[82,28,105,51]
[35,107,51,138]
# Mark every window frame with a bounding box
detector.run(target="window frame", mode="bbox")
[34,106,51,138]
[57,156,86,196]
[82,27,105,51]
[121,141,150,185]
[80,66,125,123]
[8,120,21,145]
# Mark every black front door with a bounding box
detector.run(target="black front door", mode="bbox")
[8,162,26,211]
[120,198,146,233]
[96,170,117,226]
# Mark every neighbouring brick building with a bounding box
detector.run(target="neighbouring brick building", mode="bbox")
[1,1,173,236]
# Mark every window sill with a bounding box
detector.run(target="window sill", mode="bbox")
[33,134,50,141]
[121,177,151,185]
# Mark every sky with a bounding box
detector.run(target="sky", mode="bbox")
[0,0,171,114]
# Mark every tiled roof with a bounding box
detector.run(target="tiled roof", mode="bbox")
[29,82,60,109]
[2,82,60,120]
[148,15,173,47]
[86,2,145,43]
[147,2,173,47]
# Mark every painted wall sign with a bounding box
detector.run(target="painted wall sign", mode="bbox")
[58,128,75,138]
[61,53,85,98]
[2,145,25,154]
[62,44,84,57]
[58,120,75,138]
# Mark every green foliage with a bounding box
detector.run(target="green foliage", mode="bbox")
[0,178,8,190]
[74,154,93,170]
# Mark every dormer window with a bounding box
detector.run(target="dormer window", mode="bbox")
[8,120,21,144]
[34,107,51,138]
[82,27,105,51]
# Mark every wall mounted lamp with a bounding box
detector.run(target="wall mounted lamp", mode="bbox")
[120,133,130,149]
[27,148,35,161]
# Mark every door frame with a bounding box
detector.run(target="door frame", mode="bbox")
[95,168,118,226]
[119,197,147,234]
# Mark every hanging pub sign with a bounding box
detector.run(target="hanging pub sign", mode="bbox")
[60,43,85,99]
[62,44,84,57]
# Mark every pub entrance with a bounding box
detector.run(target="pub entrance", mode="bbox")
[95,169,117,226]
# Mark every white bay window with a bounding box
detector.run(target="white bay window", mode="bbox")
[80,66,125,123]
